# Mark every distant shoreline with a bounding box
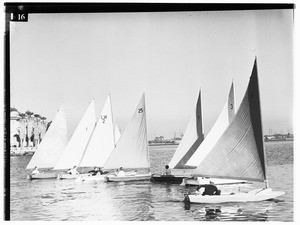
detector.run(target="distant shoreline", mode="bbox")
[10,147,35,156]
[148,143,179,146]
[265,139,294,142]
[10,140,293,156]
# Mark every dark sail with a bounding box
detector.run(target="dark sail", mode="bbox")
[171,90,204,169]
[192,59,266,182]
[196,90,205,142]
[186,82,235,168]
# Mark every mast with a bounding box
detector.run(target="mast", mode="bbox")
[109,93,116,147]
[143,93,151,171]
[196,89,204,142]
[249,57,267,182]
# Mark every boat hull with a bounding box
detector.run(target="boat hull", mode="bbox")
[57,173,90,180]
[27,173,58,180]
[106,174,151,182]
[75,174,106,182]
[186,188,285,204]
[150,174,189,184]
[183,177,249,186]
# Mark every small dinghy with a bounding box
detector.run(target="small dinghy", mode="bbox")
[102,94,151,182]
[26,106,68,180]
[151,91,204,184]
[54,99,97,178]
[185,188,285,204]
[150,174,190,184]
[55,96,120,180]
[185,58,285,204]
[153,83,243,186]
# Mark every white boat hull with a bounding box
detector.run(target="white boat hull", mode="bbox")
[182,177,249,186]
[27,173,58,180]
[186,188,285,204]
[75,174,106,182]
[106,173,151,182]
[57,173,90,180]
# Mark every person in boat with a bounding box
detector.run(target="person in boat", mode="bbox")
[117,167,125,177]
[196,181,221,196]
[165,165,171,176]
[32,166,40,174]
[67,166,79,175]
[88,167,102,176]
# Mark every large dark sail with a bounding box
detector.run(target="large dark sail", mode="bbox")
[192,59,266,182]
[173,90,204,168]
[196,90,205,142]
[169,90,204,169]
[247,58,266,180]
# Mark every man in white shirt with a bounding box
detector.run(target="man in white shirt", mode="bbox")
[68,166,79,175]
[117,167,125,177]
[32,166,40,174]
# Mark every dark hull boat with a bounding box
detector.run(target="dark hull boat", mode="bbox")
[150,174,190,184]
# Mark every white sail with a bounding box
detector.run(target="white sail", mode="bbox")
[114,123,121,145]
[103,93,149,170]
[26,106,68,169]
[191,59,266,182]
[186,82,235,167]
[169,90,204,169]
[79,95,115,168]
[54,99,96,170]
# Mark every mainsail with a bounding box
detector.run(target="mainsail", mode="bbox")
[79,95,115,168]
[54,99,96,170]
[168,90,204,169]
[186,82,236,167]
[114,123,121,145]
[26,106,68,169]
[103,93,149,170]
[191,59,266,182]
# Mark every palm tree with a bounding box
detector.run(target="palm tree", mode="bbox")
[25,110,34,117]
[19,113,26,148]
[25,110,34,147]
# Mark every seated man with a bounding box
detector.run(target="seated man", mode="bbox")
[67,166,79,175]
[32,166,40,174]
[165,165,172,176]
[197,182,221,196]
[88,167,102,176]
[117,167,125,177]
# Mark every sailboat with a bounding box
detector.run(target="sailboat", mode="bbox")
[26,106,68,179]
[75,95,120,182]
[54,99,97,179]
[104,93,151,182]
[182,82,247,186]
[150,90,204,184]
[185,59,285,203]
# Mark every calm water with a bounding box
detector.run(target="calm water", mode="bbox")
[10,141,293,221]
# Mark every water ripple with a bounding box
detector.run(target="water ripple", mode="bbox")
[10,142,293,221]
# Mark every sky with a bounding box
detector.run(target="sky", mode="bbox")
[10,9,294,140]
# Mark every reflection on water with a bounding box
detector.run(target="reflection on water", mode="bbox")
[10,141,293,221]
